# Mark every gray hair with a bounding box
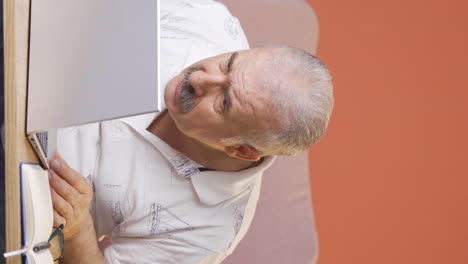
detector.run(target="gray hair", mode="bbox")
[222,45,334,156]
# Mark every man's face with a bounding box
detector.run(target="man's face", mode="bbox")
[164,48,278,151]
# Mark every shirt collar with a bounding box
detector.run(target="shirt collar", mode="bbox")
[121,115,276,205]
[190,155,275,205]
[120,112,158,131]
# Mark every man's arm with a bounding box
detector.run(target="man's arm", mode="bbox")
[48,153,106,264]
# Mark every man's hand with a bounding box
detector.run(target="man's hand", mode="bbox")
[48,152,93,240]
[48,153,106,264]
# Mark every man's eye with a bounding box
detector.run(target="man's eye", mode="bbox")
[222,97,227,109]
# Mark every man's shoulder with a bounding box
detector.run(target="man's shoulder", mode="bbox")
[161,0,249,56]
[162,0,230,12]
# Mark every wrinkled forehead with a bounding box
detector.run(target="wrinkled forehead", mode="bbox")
[243,47,293,88]
[231,49,285,132]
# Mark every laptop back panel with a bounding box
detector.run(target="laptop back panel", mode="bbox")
[27,0,160,133]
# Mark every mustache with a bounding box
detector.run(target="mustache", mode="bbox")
[180,67,199,113]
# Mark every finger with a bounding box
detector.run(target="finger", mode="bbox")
[50,185,74,218]
[50,152,91,194]
[53,210,66,227]
[49,169,82,207]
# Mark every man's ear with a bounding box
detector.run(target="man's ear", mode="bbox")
[224,145,262,161]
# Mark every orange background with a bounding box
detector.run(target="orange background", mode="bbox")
[307,0,468,263]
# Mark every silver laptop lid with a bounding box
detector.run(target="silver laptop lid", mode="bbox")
[27,0,160,133]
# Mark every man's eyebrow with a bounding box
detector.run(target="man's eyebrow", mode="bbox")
[223,52,238,115]
[227,52,238,72]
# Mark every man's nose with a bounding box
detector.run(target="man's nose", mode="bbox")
[189,71,228,96]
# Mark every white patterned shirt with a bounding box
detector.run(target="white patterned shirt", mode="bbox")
[58,0,275,263]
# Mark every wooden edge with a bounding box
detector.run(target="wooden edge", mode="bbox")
[4,0,38,263]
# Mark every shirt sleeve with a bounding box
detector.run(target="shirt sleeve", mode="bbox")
[56,122,100,180]
[104,237,227,264]
[160,0,250,70]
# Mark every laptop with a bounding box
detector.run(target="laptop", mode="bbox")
[26,0,161,168]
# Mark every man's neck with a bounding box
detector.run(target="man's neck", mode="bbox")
[147,110,255,172]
